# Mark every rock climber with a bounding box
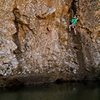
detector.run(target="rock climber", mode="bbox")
[69,15,78,34]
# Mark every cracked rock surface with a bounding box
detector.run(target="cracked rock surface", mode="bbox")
[0,0,100,86]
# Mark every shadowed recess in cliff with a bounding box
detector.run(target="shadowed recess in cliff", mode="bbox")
[69,27,96,79]
[12,8,21,53]
[70,0,79,16]
[12,8,23,72]
[70,28,86,79]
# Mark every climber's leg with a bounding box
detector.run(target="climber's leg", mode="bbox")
[72,24,76,35]
[69,24,72,31]
[74,28,77,35]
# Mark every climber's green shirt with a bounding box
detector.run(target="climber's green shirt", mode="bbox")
[71,18,78,25]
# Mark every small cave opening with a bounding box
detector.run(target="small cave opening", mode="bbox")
[55,78,65,84]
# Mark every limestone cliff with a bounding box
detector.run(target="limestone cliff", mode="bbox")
[0,0,100,86]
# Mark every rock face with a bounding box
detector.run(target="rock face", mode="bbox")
[0,0,100,86]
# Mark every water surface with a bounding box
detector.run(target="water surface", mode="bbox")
[0,82,100,100]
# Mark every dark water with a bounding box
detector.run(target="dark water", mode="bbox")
[0,82,100,100]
